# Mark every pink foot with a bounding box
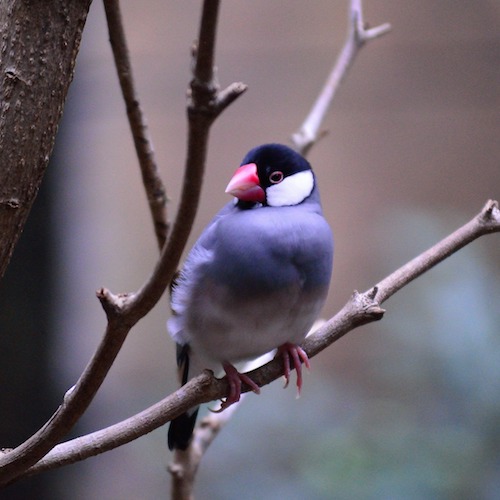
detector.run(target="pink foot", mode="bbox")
[214,362,261,412]
[275,343,310,396]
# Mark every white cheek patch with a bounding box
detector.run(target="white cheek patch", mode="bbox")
[266,170,314,207]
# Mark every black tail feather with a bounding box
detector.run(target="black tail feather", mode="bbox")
[168,343,200,450]
[168,407,200,450]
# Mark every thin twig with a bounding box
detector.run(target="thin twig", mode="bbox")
[0,0,246,487]
[291,0,391,156]
[20,200,500,478]
[103,0,169,249]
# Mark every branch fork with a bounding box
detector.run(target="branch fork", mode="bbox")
[351,0,391,46]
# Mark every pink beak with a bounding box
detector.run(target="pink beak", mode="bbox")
[225,163,265,202]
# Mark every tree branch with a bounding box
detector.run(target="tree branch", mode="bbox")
[291,0,391,156]
[18,200,500,479]
[103,0,169,249]
[0,0,246,487]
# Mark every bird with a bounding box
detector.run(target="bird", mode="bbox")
[167,143,333,450]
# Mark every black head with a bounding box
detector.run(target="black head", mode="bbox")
[241,143,311,189]
[226,143,315,207]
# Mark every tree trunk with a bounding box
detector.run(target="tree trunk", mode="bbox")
[0,0,92,279]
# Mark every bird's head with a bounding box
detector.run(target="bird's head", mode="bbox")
[225,144,315,207]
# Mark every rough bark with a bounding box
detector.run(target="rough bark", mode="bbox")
[0,0,92,279]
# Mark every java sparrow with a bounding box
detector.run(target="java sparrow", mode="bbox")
[167,143,333,450]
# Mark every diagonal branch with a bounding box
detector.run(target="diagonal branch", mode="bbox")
[0,0,246,487]
[103,0,169,249]
[302,199,500,356]
[374,200,500,303]
[291,0,391,156]
[19,200,500,478]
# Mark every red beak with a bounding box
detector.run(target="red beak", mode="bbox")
[225,163,265,202]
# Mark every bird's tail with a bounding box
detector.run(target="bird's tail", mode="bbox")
[168,343,200,450]
[168,406,200,450]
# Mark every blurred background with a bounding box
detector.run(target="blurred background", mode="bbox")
[1,1,499,498]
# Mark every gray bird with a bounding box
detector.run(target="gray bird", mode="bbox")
[167,143,333,450]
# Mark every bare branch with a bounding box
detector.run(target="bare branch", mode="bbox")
[299,199,500,357]
[17,200,500,479]
[374,199,500,304]
[103,0,168,249]
[24,371,220,477]
[215,81,249,114]
[291,0,391,156]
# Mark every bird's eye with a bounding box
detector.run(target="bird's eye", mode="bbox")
[269,171,284,184]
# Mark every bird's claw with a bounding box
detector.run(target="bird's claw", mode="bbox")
[211,362,260,412]
[276,343,310,396]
